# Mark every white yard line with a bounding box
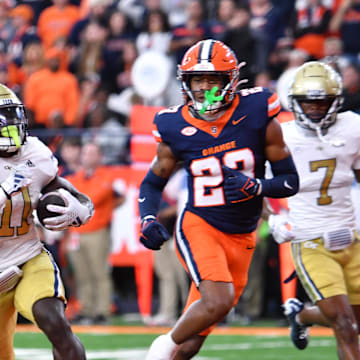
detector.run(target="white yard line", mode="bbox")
[14,339,335,360]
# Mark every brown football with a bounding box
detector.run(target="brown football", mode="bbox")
[36,191,66,227]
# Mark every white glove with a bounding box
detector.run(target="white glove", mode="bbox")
[43,188,92,231]
[1,164,32,198]
[268,214,295,244]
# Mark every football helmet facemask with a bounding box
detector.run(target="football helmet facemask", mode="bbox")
[0,84,27,154]
[177,39,239,116]
[288,61,343,132]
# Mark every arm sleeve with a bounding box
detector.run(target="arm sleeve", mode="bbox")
[259,156,299,198]
[138,169,168,220]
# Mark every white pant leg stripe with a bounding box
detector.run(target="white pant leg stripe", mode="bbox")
[292,242,323,302]
[44,247,64,302]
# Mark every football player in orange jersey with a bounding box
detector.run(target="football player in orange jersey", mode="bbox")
[138,39,299,359]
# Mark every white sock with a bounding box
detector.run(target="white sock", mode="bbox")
[145,332,179,360]
[163,332,179,356]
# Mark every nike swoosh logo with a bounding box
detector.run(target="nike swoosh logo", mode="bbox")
[284,180,293,190]
[138,197,146,203]
[232,115,247,125]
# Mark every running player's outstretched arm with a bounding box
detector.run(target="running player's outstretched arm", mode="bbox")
[138,142,178,250]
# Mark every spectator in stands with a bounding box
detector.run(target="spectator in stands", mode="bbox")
[71,20,108,79]
[78,0,113,19]
[0,40,12,89]
[68,0,112,48]
[341,62,360,113]
[329,0,360,65]
[102,10,137,92]
[108,39,138,93]
[275,48,309,110]
[136,9,172,55]
[8,4,40,65]
[0,1,15,47]
[139,0,166,26]
[207,0,237,41]
[24,47,80,128]
[82,102,130,164]
[9,41,45,89]
[169,0,208,65]
[223,3,259,86]
[290,0,332,60]
[67,142,125,325]
[254,70,275,91]
[116,0,144,29]
[37,0,80,49]
[58,136,83,177]
[16,0,52,25]
[162,0,188,27]
[320,36,349,73]
[249,0,296,71]
[76,72,102,126]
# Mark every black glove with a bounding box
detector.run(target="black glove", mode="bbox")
[222,165,261,204]
[140,217,170,250]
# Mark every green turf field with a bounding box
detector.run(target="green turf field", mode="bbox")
[14,331,337,360]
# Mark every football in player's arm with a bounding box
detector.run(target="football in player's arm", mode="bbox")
[0,84,92,359]
[138,39,299,360]
[269,61,360,358]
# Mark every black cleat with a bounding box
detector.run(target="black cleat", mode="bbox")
[282,298,309,350]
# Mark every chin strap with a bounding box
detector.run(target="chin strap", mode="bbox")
[315,126,345,147]
[1,125,21,148]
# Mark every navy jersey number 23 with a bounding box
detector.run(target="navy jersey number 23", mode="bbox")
[153,87,281,234]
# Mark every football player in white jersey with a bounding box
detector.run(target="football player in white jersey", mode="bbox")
[269,62,360,359]
[0,84,94,360]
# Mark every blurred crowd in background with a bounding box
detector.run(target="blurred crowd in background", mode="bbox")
[5,0,360,325]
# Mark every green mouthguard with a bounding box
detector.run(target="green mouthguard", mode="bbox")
[1,125,21,148]
[200,86,224,114]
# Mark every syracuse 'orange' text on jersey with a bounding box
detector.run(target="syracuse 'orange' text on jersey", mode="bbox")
[153,87,281,233]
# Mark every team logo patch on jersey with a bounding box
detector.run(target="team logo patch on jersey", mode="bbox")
[304,241,319,249]
[211,126,217,134]
[181,126,197,136]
